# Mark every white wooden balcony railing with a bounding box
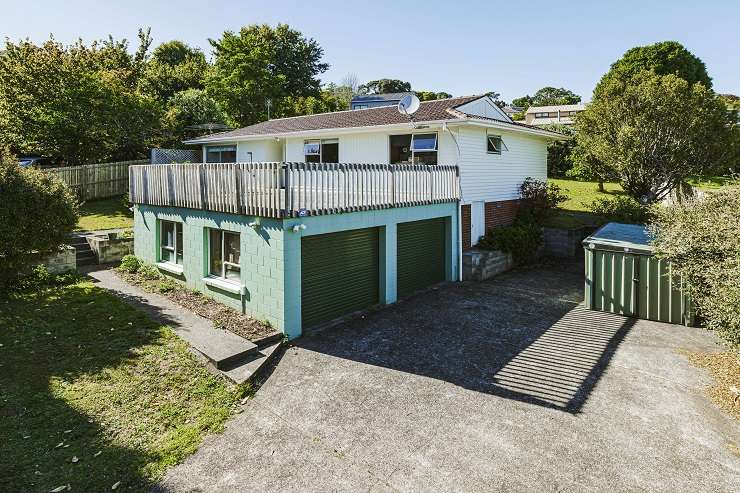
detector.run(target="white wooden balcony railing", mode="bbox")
[129,162,460,218]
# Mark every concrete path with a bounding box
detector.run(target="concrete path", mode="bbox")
[86,268,257,369]
[157,260,739,492]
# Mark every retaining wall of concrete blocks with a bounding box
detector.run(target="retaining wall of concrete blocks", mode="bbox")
[462,249,514,281]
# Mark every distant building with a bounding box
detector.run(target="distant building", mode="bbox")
[350,92,412,110]
[502,105,524,117]
[524,104,586,126]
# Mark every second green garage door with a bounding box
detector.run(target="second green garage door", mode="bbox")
[397,217,447,298]
[301,227,380,328]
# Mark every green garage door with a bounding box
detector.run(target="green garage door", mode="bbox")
[301,227,380,328]
[397,217,447,298]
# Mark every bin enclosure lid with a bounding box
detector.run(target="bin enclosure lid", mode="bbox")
[582,222,654,255]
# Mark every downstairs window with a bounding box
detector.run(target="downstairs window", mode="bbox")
[160,221,183,265]
[208,229,241,283]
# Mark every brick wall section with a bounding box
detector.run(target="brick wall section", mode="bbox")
[461,204,472,251]
[484,200,520,232]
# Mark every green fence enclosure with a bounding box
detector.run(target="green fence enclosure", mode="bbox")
[583,223,693,326]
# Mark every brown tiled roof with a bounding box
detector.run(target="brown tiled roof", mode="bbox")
[188,95,483,142]
[188,94,566,142]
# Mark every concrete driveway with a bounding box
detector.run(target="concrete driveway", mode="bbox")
[158,260,739,492]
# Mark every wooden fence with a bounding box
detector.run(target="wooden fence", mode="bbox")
[46,159,149,200]
[129,162,460,218]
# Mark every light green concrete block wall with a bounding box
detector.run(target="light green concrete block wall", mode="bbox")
[281,202,459,338]
[134,202,459,340]
[134,205,286,331]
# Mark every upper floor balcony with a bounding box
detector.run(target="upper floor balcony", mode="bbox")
[128,161,460,219]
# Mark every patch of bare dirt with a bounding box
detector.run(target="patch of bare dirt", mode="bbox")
[680,349,740,422]
[118,271,279,343]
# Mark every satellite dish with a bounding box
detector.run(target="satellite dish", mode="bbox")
[398,93,420,116]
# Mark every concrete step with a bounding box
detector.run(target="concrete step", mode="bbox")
[69,235,90,247]
[221,342,282,385]
[76,257,98,267]
[76,250,96,260]
[188,328,259,370]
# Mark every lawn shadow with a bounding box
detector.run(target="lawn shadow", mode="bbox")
[296,259,635,414]
[0,281,168,491]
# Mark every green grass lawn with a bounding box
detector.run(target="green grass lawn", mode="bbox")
[545,178,624,229]
[76,196,134,232]
[0,278,241,491]
[686,175,739,190]
[545,176,737,229]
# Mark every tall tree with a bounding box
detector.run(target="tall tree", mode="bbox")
[595,41,712,97]
[206,24,328,126]
[139,40,209,103]
[160,89,227,147]
[575,72,734,202]
[357,79,411,94]
[0,36,160,165]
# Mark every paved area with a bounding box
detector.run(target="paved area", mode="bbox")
[158,260,739,492]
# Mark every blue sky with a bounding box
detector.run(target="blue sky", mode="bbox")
[2,0,739,101]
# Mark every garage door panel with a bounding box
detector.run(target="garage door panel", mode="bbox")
[301,227,379,328]
[397,218,446,298]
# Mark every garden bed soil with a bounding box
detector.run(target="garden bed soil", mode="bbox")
[117,271,279,343]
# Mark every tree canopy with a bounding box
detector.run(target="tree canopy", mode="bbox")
[357,79,411,94]
[595,41,712,97]
[139,40,209,103]
[415,91,453,101]
[0,36,160,165]
[512,86,581,110]
[575,72,734,202]
[160,89,227,147]
[206,24,329,126]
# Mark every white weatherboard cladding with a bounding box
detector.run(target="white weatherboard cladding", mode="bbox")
[284,130,458,165]
[219,122,548,204]
[455,126,548,203]
[236,140,282,162]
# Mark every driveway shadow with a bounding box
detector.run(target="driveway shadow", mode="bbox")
[297,259,634,414]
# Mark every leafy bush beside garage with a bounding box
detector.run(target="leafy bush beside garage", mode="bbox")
[477,178,565,263]
[651,186,740,346]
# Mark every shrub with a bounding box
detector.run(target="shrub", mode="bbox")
[0,149,79,290]
[11,265,79,294]
[651,186,740,346]
[118,255,142,273]
[157,278,176,293]
[519,177,567,222]
[477,219,543,264]
[137,263,162,281]
[588,196,652,224]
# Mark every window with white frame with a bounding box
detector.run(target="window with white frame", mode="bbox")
[205,146,237,163]
[487,133,503,155]
[303,139,338,163]
[160,221,183,265]
[208,229,241,283]
[389,133,438,165]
